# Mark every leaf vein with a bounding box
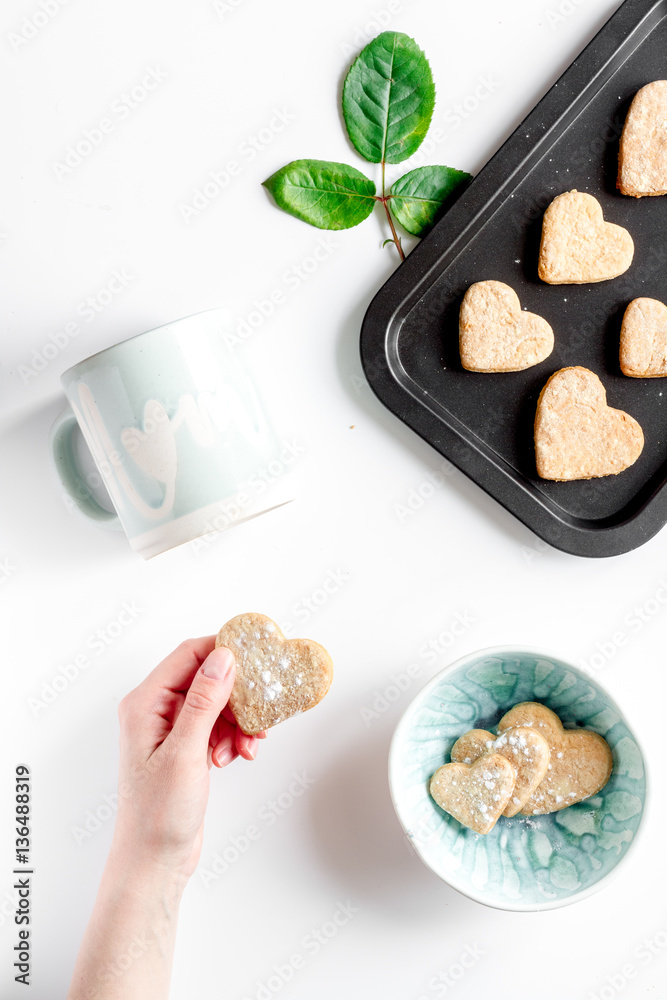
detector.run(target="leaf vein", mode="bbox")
[283,183,374,200]
[379,34,398,163]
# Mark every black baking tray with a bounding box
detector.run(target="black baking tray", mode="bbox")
[360,0,667,557]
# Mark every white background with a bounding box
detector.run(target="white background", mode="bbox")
[2,0,666,997]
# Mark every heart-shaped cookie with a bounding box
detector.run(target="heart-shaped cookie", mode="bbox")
[497,703,613,815]
[618,81,667,198]
[429,753,516,834]
[216,613,333,735]
[538,190,634,284]
[450,726,550,817]
[534,366,644,480]
[459,280,554,372]
[620,297,667,377]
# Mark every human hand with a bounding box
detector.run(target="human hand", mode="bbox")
[110,636,266,880]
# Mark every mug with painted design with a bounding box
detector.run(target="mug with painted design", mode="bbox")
[49,309,293,558]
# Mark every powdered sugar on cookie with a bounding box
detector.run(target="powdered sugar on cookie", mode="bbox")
[216,612,333,735]
[451,726,550,817]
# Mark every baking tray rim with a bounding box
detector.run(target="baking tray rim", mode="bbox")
[360,0,667,558]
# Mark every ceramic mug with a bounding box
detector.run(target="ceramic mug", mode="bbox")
[50,310,292,558]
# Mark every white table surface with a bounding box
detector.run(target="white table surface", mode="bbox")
[3,0,667,996]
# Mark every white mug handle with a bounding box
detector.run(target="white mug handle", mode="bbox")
[49,404,122,530]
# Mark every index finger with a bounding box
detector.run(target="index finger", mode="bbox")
[135,635,218,702]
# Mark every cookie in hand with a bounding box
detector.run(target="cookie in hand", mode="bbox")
[216,613,333,735]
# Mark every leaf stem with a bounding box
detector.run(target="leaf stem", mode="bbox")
[380,159,404,262]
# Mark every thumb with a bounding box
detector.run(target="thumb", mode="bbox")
[171,646,236,753]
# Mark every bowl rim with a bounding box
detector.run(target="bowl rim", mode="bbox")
[388,643,650,912]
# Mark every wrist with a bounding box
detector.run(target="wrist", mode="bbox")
[105,835,191,901]
[68,831,187,1000]
[110,803,201,877]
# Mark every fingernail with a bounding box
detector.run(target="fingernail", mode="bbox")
[216,745,234,767]
[244,745,256,761]
[202,646,235,680]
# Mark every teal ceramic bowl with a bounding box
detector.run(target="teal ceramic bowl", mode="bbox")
[389,646,647,911]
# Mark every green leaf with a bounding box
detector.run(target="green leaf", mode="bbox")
[342,31,435,164]
[388,164,471,236]
[263,159,376,230]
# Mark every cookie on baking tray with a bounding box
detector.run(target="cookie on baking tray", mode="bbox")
[459,280,554,372]
[620,297,667,377]
[538,190,634,284]
[534,366,644,481]
[618,81,667,198]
